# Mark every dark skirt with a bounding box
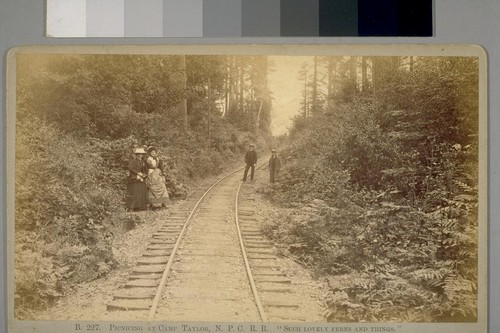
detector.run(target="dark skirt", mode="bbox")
[127,181,148,210]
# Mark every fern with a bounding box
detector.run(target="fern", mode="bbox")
[413,268,446,282]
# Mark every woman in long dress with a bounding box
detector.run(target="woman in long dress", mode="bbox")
[145,146,169,209]
[127,147,148,211]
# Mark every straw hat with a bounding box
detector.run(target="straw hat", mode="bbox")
[134,147,146,154]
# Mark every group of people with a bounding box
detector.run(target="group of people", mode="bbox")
[127,146,169,211]
[127,143,280,211]
[242,144,281,183]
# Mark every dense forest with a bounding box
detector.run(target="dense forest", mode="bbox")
[14,54,273,317]
[14,53,480,323]
[261,56,479,322]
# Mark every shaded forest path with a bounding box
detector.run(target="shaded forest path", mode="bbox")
[32,165,326,322]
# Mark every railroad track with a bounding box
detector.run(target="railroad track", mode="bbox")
[107,162,317,322]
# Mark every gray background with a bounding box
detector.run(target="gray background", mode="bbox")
[241,0,281,37]
[86,0,125,37]
[280,0,320,36]
[0,0,498,331]
[163,0,203,38]
[125,0,163,37]
[203,0,242,37]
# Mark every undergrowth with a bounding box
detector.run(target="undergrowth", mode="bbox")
[259,103,478,322]
[14,114,265,318]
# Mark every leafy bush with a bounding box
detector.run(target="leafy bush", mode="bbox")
[260,57,479,322]
[15,241,60,319]
[14,54,272,318]
[262,191,477,322]
[15,117,119,314]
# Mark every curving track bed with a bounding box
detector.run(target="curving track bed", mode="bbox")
[107,164,323,322]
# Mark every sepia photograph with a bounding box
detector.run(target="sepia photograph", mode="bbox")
[6,45,487,333]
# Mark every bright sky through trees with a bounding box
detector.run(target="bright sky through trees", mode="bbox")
[268,56,313,135]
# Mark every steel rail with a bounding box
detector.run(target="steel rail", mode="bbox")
[234,178,268,322]
[147,158,269,320]
[147,164,246,320]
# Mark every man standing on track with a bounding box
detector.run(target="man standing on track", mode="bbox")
[268,148,281,183]
[242,143,257,182]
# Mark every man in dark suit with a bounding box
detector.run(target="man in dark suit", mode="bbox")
[268,149,281,183]
[242,144,257,181]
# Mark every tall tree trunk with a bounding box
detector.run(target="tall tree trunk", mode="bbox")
[224,56,229,115]
[298,62,309,117]
[312,56,318,116]
[251,77,256,100]
[239,58,244,113]
[262,57,269,99]
[362,56,368,93]
[327,57,334,110]
[349,56,358,93]
[255,99,263,133]
[304,69,308,117]
[255,57,268,133]
[179,55,188,132]
[372,57,380,96]
[228,56,236,117]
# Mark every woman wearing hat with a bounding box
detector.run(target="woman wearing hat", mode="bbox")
[145,146,169,209]
[127,147,148,211]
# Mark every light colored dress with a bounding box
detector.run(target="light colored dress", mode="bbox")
[145,156,169,208]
